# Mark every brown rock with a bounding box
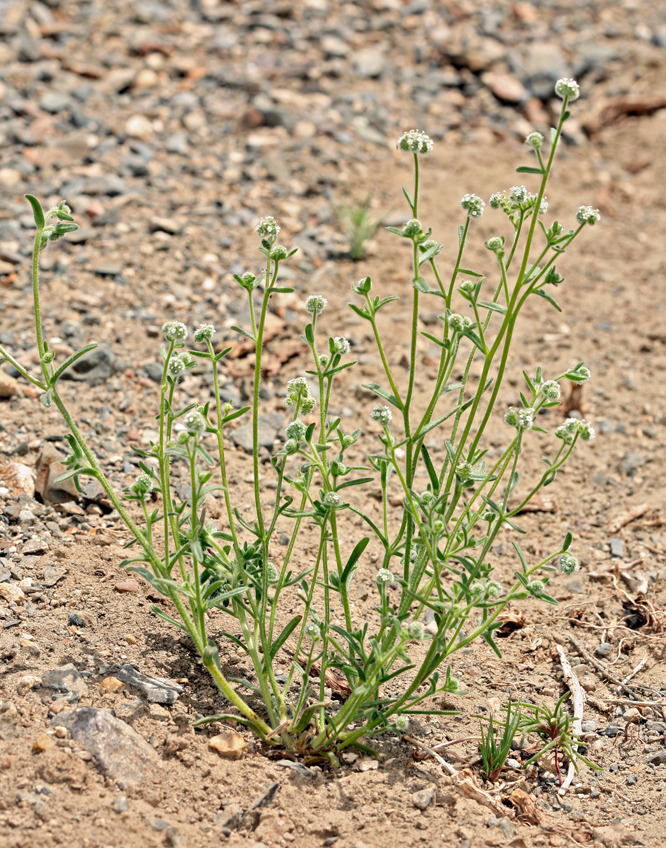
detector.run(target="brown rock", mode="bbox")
[482,71,527,103]
[100,677,125,694]
[0,371,19,397]
[0,458,35,498]
[33,733,56,752]
[0,583,25,604]
[208,729,246,758]
[35,444,79,505]
[115,579,140,593]
[36,747,89,787]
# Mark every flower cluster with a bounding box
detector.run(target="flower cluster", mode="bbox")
[448,313,472,332]
[168,355,186,378]
[306,294,327,315]
[286,420,307,441]
[460,193,485,218]
[285,377,316,413]
[255,216,280,241]
[555,78,580,101]
[539,380,561,401]
[403,218,423,237]
[490,188,547,219]
[576,206,601,226]
[525,131,544,149]
[376,568,394,584]
[559,553,579,575]
[396,129,434,154]
[333,336,350,355]
[162,321,188,341]
[194,324,215,343]
[556,418,595,444]
[183,410,206,436]
[504,407,534,430]
[323,492,341,507]
[370,405,392,426]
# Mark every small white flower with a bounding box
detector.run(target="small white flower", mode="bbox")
[162,321,188,341]
[403,218,423,237]
[306,294,327,315]
[510,185,528,203]
[504,407,534,430]
[194,324,215,343]
[333,336,350,355]
[396,129,434,154]
[576,206,601,226]
[540,380,561,401]
[168,355,186,377]
[370,405,392,426]
[256,216,280,239]
[460,193,485,218]
[525,131,544,149]
[405,620,426,640]
[559,553,579,575]
[448,313,472,332]
[304,622,321,641]
[323,492,341,507]
[394,714,409,731]
[376,568,394,584]
[489,192,507,209]
[286,420,307,441]
[183,410,206,435]
[555,78,580,101]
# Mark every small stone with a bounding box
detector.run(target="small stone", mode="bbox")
[147,816,171,831]
[94,263,122,277]
[112,796,128,812]
[125,115,154,142]
[353,48,385,77]
[17,675,42,696]
[321,35,349,58]
[0,168,22,188]
[482,71,527,103]
[149,217,182,235]
[33,733,56,752]
[115,699,150,722]
[357,756,378,772]
[115,579,140,593]
[134,68,158,89]
[609,537,625,558]
[116,665,183,704]
[51,707,159,787]
[39,92,71,113]
[68,612,88,628]
[42,664,88,699]
[0,371,19,398]
[35,445,78,505]
[648,752,666,766]
[0,583,25,604]
[42,566,64,587]
[101,677,125,694]
[209,729,246,758]
[22,537,49,555]
[412,786,435,811]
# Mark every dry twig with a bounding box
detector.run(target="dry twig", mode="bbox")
[556,645,585,795]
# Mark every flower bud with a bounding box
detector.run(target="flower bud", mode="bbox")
[403,218,423,238]
[163,321,188,341]
[396,129,434,154]
[525,131,544,149]
[555,78,580,101]
[323,492,341,508]
[286,420,307,441]
[460,194,485,218]
[270,244,288,261]
[370,405,392,426]
[304,622,321,641]
[194,324,215,342]
[376,568,394,584]
[306,294,327,315]
[183,410,206,435]
[559,553,579,575]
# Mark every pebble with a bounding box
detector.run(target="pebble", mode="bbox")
[609,537,625,558]
[125,115,154,142]
[42,664,88,699]
[39,92,71,114]
[51,707,159,787]
[209,729,247,758]
[412,786,435,811]
[115,579,140,593]
[0,372,19,398]
[595,642,613,658]
[116,664,183,704]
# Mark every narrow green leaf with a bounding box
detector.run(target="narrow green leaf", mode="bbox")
[515,166,544,174]
[24,195,45,228]
[342,537,370,585]
[477,300,507,315]
[230,325,256,342]
[51,343,98,384]
[361,383,402,410]
[336,476,374,490]
[534,289,562,312]
[270,616,302,660]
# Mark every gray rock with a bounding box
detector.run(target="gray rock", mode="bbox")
[81,175,131,196]
[39,92,71,114]
[42,664,88,699]
[353,48,385,78]
[231,413,282,452]
[142,362,163,383]
[115,699,150,722]
[595,642,613,658]
[509,43,570,99]
[51,707,159,787]
[22,537,49,555]
[164,134,189,155]
[0,566,10,583]
[60,343,123,385]
[620,451,645,475]
[648,752,666,766]
[147,816,171,831]
[572,42,618,75]
[122,154,150,177]
[112,796,128,812]
[412,786,435,810]
[94,264,122,277]
[116,664,183,704]
[609,537,624,558]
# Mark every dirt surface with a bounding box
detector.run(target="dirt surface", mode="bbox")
[1,1,666,847]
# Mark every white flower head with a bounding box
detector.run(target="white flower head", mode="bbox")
[460,193,485,218]
[162,321,188,341]
[303,622,321,641]
[306,294,327,315]
[168,355,186,378]
[256,216,280,240]
[370,405,392,426]
[376,568,394,584]
[576,206,601,226]
[540,380,561,401]
[555,78,580,101]
[490,191,507,209]
[183,410,206,435]
[394,714,409,731]
[525,131,544,149]
[194,324,215,343]
[396,129,434,154]
[405,620,426,641]
[333,336,350,355]
[504,407,534,430]
[323,492,341,507]
[510,185,528,203]
[286,420,307,441]
[559,553,579,575]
